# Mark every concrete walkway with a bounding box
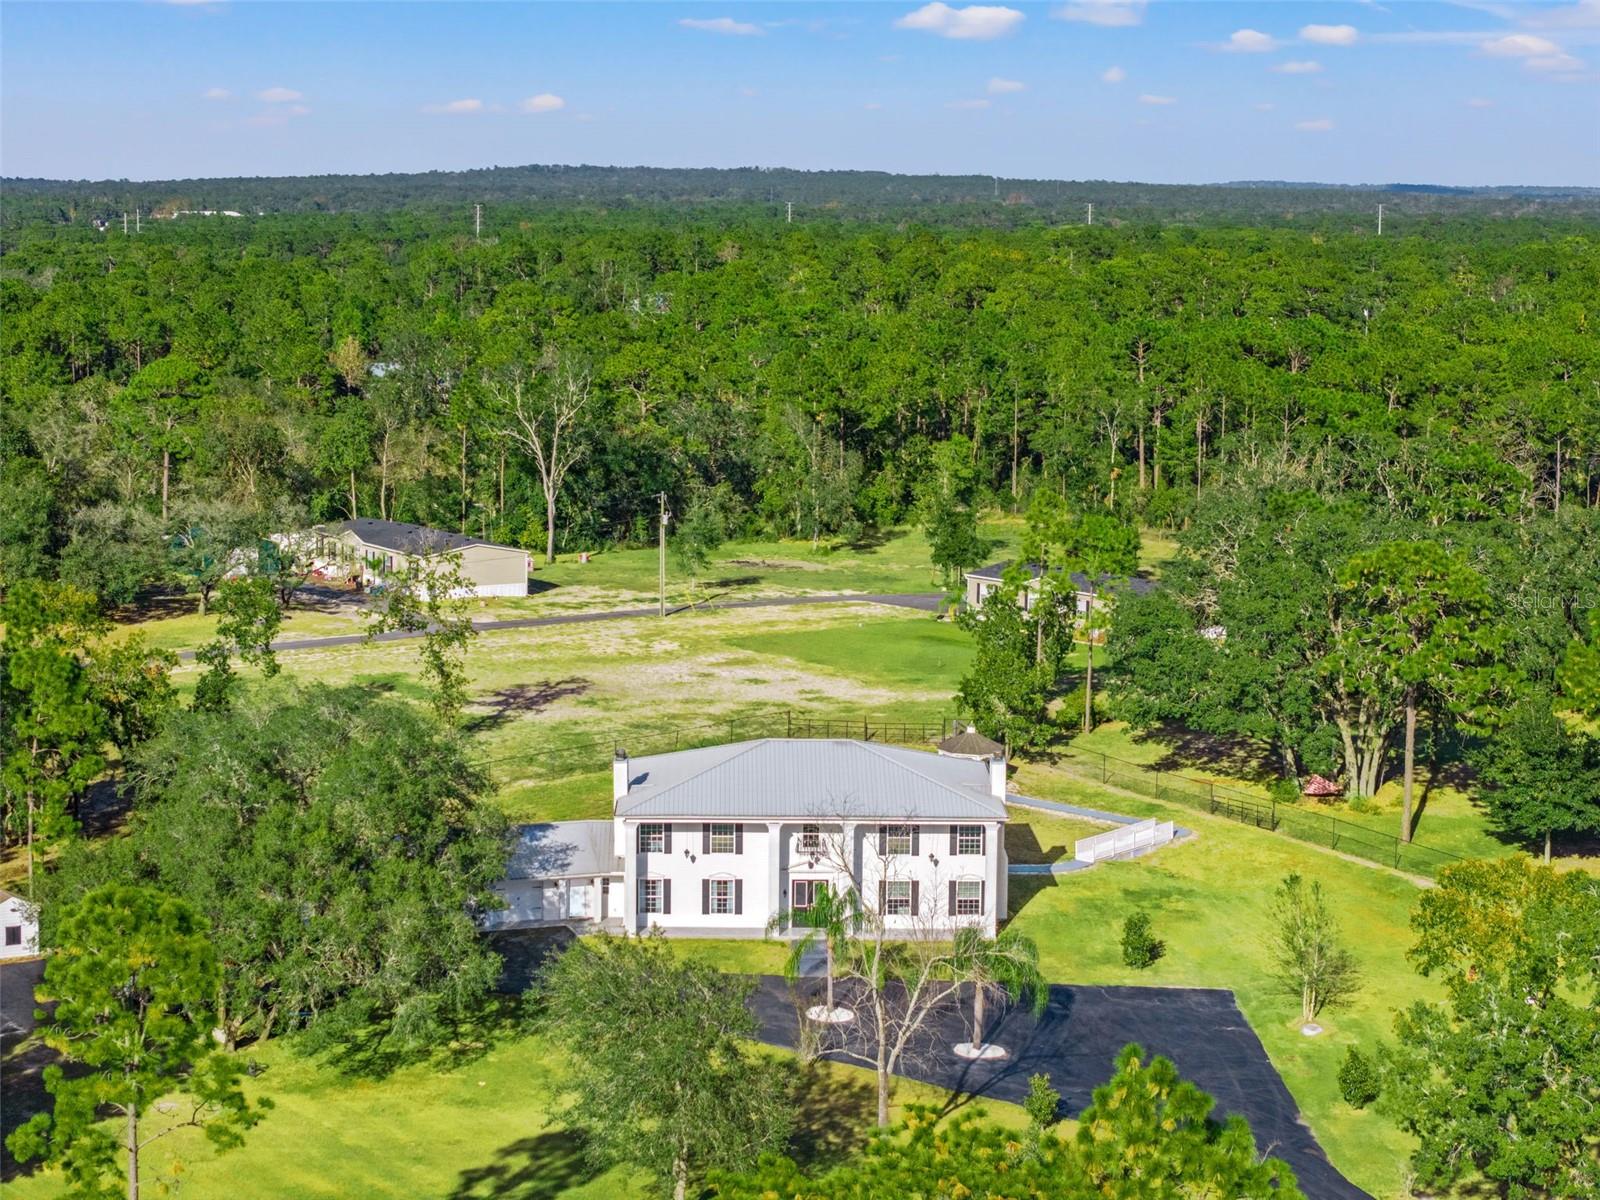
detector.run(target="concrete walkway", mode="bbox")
[749,975,1371,1200]
[182,591,944,660]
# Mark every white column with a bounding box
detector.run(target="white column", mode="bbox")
[767,821,783,929]
[621,822,639,934]
[840,821,859,903]
[990,820,1005,935]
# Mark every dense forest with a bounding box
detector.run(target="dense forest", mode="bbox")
[9,191,1595,837]
[5,163,1599,229]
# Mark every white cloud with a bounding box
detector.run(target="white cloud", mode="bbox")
[1101,65,1127,83]
[1253,101,1275,111]
[424,98,484,115]
[1223,29,1280,53]
[1481,33,1562,57]
[1525,0,1600,29]
[202,87,232,100]
[520,93,566,113]
[678,17,763,36]
[1295,117,1335,131]
[1053,0,1145,26]
[894,3,1025,41]
[256,86,303,103]
[1465,97,1495,107]
[1272,60,1323,74]
[286,105,312,117]
[1481,33,1583,72]
[947,97,993,109]
[1138,93,1175,105]
[1300,24,1359,46]
[987,76,1025,93]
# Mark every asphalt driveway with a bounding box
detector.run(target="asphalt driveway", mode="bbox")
[749,975,1370,1200]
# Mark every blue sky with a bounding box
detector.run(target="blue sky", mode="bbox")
[2,1,1597,185]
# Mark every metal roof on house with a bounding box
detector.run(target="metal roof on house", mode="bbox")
[321,518,520,557]
[615,738,1008,821]
[966,561,1155,595]
[505,821,619,880]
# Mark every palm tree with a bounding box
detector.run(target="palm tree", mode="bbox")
[778,883,862,1022]
[949,926,1047,1057]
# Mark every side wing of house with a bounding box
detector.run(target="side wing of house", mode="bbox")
[0,895,39,959]
[455,543,530,597]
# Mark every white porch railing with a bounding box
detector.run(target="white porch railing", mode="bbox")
[1074,818,1175,864]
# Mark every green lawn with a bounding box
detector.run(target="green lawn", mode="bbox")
[104,605,362,655]
[1007,759,1433,1200]
[1004,805,1112,864]
[728,615,974,694]
[3,992,1020,1200]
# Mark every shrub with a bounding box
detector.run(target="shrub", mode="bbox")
[1121,910,1162,969]
[1337,1046,1381,1109]
[1023,1072,1060,1130]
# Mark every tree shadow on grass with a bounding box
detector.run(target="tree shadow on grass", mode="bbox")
[448,1129,596,1200]
[313,995,527,1082]
[787,1062,875,1169]
[1002,875,1062,926]
[1004,821,1066,866]
[1138,721,1278,785]
[467,678,592,733]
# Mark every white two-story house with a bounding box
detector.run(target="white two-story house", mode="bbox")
[484,738,1011,939]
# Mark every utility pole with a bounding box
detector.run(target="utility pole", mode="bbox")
[993,175,999,198]
[786,201,792,224]
[122,212,129,235]
[135,208,140,234]
[1377,203,1384,237]
[1086,202,1093,226]
[474,203,481,241]
[657,492,670,618]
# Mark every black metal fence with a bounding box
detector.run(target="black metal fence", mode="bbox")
[1057,745,1465,878]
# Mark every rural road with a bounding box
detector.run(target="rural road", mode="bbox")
[180,591,946,660]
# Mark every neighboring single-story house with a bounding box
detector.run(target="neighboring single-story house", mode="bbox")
[307,518,529,598]
[0,890,39,960]
[963,560,1155,619]
[481,738,1011,940]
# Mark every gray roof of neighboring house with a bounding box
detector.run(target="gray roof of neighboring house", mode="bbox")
[966,560,1156,595]
[615,738,1008,821]
[506,821,619,880]
[321,518,520,556]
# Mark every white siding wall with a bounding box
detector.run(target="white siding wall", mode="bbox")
[0,896,39,960]
[620,819,1001,938]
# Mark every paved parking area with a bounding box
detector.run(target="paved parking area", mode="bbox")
[749,976,1370,1200]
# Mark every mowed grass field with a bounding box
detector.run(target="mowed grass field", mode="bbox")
[1003,763,1434,1200]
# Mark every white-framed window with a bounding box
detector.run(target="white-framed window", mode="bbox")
[884,879,912,916]
[639,823,666,853]
[709,823,736,854]
[883,825,913,856]
[639,879,663,914]
[956,825,984,856]
[709,879,735,915]
[792,879,821,910]
[955,880,983,916]
[799,823,822,852]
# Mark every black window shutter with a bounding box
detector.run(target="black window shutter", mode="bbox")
[949,826,959,856]
[663,880,672,915]
[734,879,743,915]
[948,880,957,914]
[911,826,920,857]
[702,824,711,855]
[910,881,920,915]
[878,880,886,914]
[877,824,886,851]
[979,880,986,914]
[980,826,986,856]
[734,824,744,855]
[663,825,672,855]
[701,879,710,915]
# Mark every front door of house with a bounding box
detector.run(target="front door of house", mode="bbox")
[791,879,827,927]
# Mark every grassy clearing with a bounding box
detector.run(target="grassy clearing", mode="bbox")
[4,993,1018,1200]
[104,606,363,655]
[1008,759,1432,1200]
